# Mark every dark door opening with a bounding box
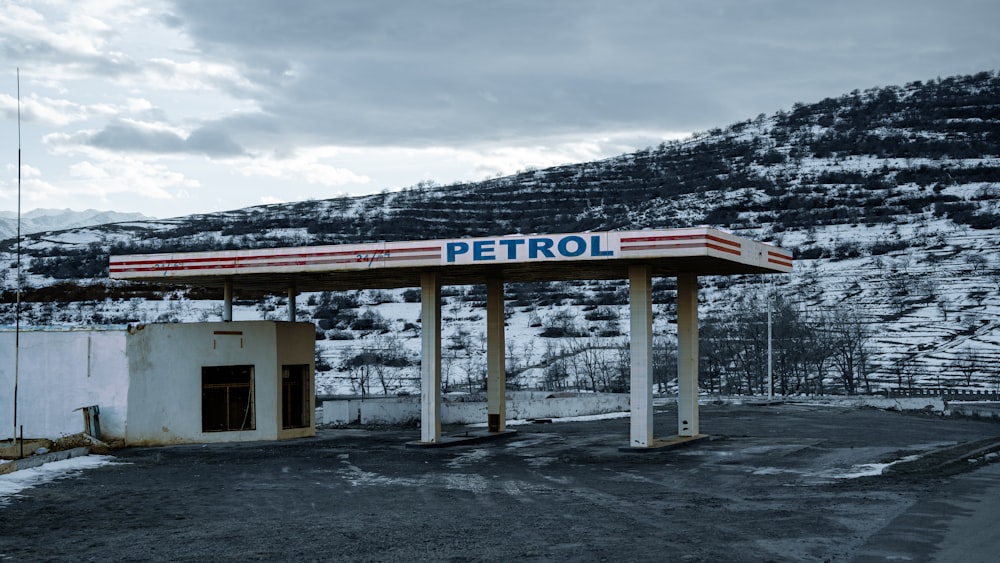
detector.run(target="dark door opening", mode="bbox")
[282,364,310,429]
[202,365,256,432]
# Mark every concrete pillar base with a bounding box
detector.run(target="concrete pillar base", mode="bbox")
[406,429,518,448]
[618,434,709,453]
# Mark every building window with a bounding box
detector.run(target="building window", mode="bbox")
[202,365,255,432]
[282,364,310,429]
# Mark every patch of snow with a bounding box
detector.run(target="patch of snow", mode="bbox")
[0,455,118,507]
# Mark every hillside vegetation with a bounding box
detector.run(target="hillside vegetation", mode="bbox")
[2,71,998,397]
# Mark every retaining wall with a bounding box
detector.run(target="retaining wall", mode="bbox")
[322,392,629,426]
[854,396,947,412]
[947,402,1000,419]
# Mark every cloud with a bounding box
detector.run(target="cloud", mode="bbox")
[0,154,186,209]
[51,119,247,157]
[165,0,1000,150]
[63,153,198,201]
[137,57,263,98]
[2,0,999,218]
[0,93,119,127]
[167,1,709,145]
[234,148,370,187]
[0,1,147,83]
[183,125,246,157]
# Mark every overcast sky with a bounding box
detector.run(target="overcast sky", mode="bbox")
[1,0,998,219]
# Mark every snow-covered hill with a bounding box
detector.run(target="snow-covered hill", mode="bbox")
[0,208,150,240]
[1,71,998,397]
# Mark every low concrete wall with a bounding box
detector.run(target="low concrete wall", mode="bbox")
[323,400,358,426]
[854,396,946,412]
[947,402,1000,419]
[885,388,1000,401]
[322,392,629,426]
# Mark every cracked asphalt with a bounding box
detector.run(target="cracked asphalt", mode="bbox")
[1,402,999,562]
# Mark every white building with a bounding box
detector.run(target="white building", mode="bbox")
[1,321,316,445]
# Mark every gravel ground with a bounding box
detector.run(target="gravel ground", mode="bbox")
[1,402,999,562]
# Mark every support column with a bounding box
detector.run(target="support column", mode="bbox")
[677,273,700,437]
[629,264,654,447]
[223,280,233,322]
[420,272,442,443]
[486,277,506,433]
[287,286,297,322]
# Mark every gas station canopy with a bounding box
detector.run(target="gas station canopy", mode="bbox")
[110,226,792,449]
[110,226,792,291]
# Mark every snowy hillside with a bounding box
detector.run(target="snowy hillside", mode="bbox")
[1,71,998,397]
[0,208,150,240]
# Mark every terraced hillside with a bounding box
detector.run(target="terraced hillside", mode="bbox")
[1,71,998,395]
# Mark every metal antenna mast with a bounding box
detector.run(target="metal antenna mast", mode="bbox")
[13,67,22,445]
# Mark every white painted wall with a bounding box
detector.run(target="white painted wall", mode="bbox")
[0,321,316,445]
[0,329,129,441]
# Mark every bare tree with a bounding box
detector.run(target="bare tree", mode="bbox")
[968,254,988,275]
[799,310,837,395]
[730,297,768,394]
[369,334,410,395]
[611,340,632,394]
[771,295,812,395]
[458,351,486,393]
[341,335,412,396]
[505,340,524,388]
[340,346,374,397]
[653,336,678,394]
[891,354,918,391]
[505,340,535,390]
[989,266,1000,292]
[829,304,872,395]
[566,339,611,392]
[541,341,570,390]
[954,347,982,387]
[700,318,736,394]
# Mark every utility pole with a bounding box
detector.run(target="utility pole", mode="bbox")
[767,278,773,402]
[12,68,23,447]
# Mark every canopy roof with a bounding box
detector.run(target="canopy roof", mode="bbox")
[109,227,792,292]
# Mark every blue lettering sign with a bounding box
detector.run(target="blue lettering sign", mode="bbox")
[447,234,616,263]
[446,241,469,262]
[528,238,555,259]
[498,239,525,260]
[590,235,614,257]
[557,235,586,257]
[473,240,495,261]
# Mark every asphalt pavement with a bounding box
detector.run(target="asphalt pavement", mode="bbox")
[1,401,999,562]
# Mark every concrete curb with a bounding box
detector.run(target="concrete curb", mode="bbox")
[934,440,1000,470]
[0,447,91,476]
[884,438,1000,476]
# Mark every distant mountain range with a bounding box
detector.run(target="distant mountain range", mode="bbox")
[0,208,150,239]
[1,70,998,394]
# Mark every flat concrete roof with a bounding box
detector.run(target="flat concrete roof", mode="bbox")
[109,227,792,292]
